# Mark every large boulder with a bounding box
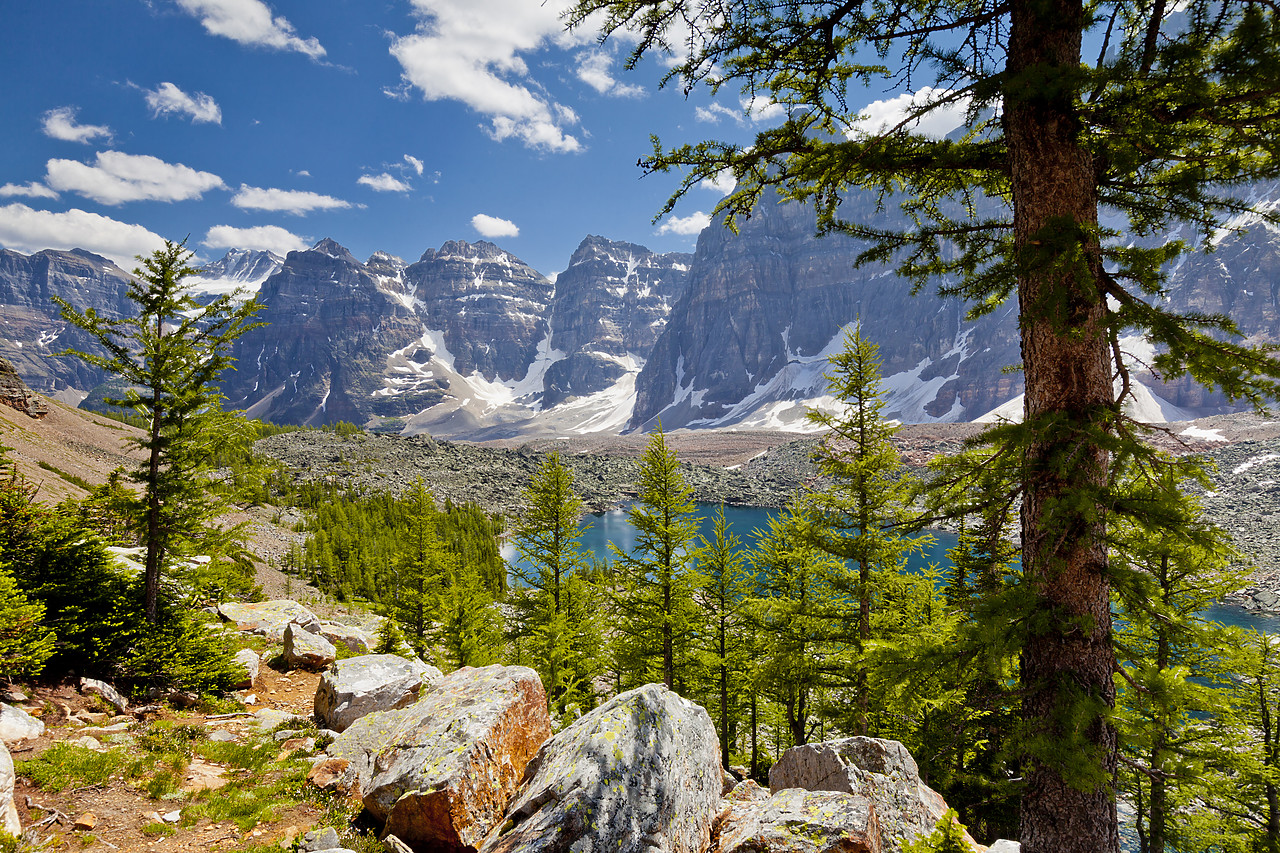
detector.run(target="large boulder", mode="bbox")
[481,683,721,853]
[284,622,337,671]
[314,654,442,732]
[329,664,550,852]
[769,737,967,853]
[317,621,373,656]
[0,702,44,744]
[219,600,321,641]
[1,738,19,836]
[711,788,880,853]
[233,648,261,689]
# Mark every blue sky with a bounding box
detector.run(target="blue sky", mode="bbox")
[0,0,961,277]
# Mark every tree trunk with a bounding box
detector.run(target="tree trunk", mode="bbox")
[1007,0,1118,849]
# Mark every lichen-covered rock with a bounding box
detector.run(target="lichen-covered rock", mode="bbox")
[724,778,770,805]
[80,677,128,714]
[711,788,880,853]
[481,683,721,853]
[0,738,19,836]
[0,702,44,743]
[284,622,337,671]
[233,648,261,689]
[986,842,1020,852]
[317,621,373,656]
[329,664,550,852]
[219,600,321,641]
[768,737,967,853]
[314,654,442,732]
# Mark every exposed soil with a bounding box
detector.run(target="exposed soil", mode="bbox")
[8,664,330,853]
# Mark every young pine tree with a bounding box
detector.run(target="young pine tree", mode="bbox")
[609,424,701,691]
[806,324,930,734]
[390,480,453,659]
[54,240,262,622]
[512,453,603,711]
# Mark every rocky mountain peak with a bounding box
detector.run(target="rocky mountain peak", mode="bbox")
[310,238,357,264]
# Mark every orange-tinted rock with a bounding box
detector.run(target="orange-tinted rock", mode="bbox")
[330,664,550,852]
[711,788,880,853]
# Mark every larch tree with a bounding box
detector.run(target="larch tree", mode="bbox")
[609,424,701,690]
[55,240,262,622]
[567,0,1280,848]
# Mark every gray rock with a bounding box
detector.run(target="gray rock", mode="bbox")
[1,739,19,836]
[219,600,321,641]
[252,708,308,731]
[208,729,238,743]
[301,827,341,852]
[0,702,45,743]
[233,648,261,689]
[284,621,337,671]
[316,621,373,656]
[481,683,721,853]
[330,664,550,853]
[711,788,879,853]
[987,842,1020,853]
[314,654,442,733]
[80,677,128,713]
[768,736,961,853]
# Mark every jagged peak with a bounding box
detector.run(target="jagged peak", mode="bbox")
[310,238,357,264]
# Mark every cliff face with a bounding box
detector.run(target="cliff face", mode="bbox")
[0,248,136,396]
[631,193,1023,430]
[222,240,424,426]
[404,241,554,383]
[543,236,691,408]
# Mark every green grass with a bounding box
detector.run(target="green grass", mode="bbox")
[16,742,122,792]
[36,460,94,491]
[196,740,277,772]
[141,822,175,838]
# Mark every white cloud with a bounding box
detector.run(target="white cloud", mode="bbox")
[577,50,645,98]
[203,224,309,255]
[699,170,735,195]
[695,103,738,124]
[41,107,112,144]
[742,96,785,123]
[144,82,222,124]
[358,173,411,193]
[388,0,584,152]
[404,155,425,176]
[656,211,711,236]
[0,182,59,200]
[174,0,325,58]
[471,213,519,238]
[859,87,971,138]
[231,184,352,214]
[45,151,225,205]
[0,203,167,267]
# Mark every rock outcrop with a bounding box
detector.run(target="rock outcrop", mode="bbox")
[329,664,550,852]
[283,622,337,671]
[218,600,320,641]
[0,356,47,418]
[314,654,442,732]
[1,738,18,836]
[711,788,881,853]
[481,683,721,853]
[0,702,45,744]
[769,737,965,853]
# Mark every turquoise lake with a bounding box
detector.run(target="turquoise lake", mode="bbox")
[512,502,1280,635]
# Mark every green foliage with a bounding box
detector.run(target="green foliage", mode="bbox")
[0,562,55,682]
[510,452,604,712]
[903,810,975,853]
[54,239,263,622]
[115,606,247,696]
[16,742,122,791]
[373,617,408,656]
[60,467,140,547]
[609,424,702,691]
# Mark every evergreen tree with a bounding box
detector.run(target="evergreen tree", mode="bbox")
[391,480,452,658]
[1110,457,1248,853]
[609,424,701,690]
[692,504,755,765]
[433,556,504,670]
[568,0,1280,848]
[0,563,55,683]
[512,453,603,711]
[54,240,262,622]
[806,323,930,733]
[749,498,849,747]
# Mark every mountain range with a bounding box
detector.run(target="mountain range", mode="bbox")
[3,191,1278,437]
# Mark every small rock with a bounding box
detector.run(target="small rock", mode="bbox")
[987,842,1020,852]
[281,737,315,753]
[284,621,337,671]
[301,827,341,852]
[69,736,104,751]
[306,758,350,792]
[143,811,164,824]
[163,810,182,823]
[234,648,261,689]
[278,825,301,849]
[80,677,128,713]
[0,702,45,744]
[77,711,109,725]
[0,691,28,704]
[209,729,238,743]
[74,812,98,831]
[384,835,415,853]
[243,693,258,705]
[273,729,302,742]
